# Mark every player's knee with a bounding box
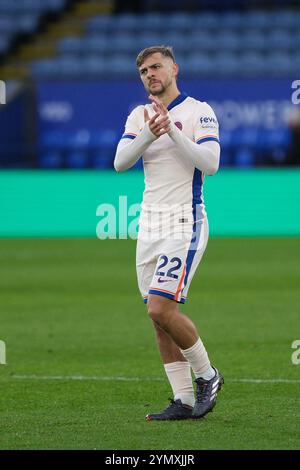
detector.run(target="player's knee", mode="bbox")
[147,305,164,325]
[147,296,175,326]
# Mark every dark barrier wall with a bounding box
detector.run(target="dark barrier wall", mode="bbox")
[0,92,25,166]
[36,78,299,169]
[37,78,296,135]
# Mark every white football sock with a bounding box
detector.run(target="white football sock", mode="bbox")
[180,338,215,380]
[164,361,195,407]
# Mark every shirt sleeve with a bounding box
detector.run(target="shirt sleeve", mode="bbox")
[193,102,220,146]
[120,107,141,142]
[168,101,220,175]
[114,106,157,172]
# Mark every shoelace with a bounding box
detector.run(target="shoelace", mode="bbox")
[196,382,211,403]
[166,398,178,409]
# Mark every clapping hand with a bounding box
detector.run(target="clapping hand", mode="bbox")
[144,95,171,137]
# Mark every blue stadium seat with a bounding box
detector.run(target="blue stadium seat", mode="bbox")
[107,34,139,54]
[192,13,220,31]
[138,13,166,32]
[138,32,165,50]
[267,30,293,51]
[216,32,240,52]
[0,35,10,54]
[239,11,271,30]
[293,52,300,70]
[270,9,300,29]
[0,17,14,33]
[239,53,266,77]
[85,35,109,53]
[59,35,108,55]
[105,56,134,78]
[264,53,294,77]
[56,57,84,78]
[83,56,106,78]
[166,13,192,31]
[113,14,140,32]
[189,33,217,53]
[58,37,86,54]
[32,10,300,81]
[32,56,107,79]
[242,31,266,52]
[18,15,40,33]
[185,54,216,76]
[46,0,66,11]
[31,58,58,78]
[162,33,187,53]
[219,12,243,30]
[292,31,300,52]
[214,53,240,76]
[0,0,65,13]
[86,15,114,33]
[0,14,40,34]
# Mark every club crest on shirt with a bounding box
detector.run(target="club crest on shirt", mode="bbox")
[175,121,183,130]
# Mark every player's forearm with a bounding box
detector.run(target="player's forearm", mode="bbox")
[168,122,220,175]
[114,124,156,172]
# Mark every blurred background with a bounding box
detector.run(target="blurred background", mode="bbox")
[0,0,300,236]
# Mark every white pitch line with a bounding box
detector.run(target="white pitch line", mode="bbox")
[230,378,300,384]
[7,375,300,384]
[10,375,164,382]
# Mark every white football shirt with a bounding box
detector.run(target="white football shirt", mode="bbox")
[120,93,219,229]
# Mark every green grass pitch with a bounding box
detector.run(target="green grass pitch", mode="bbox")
[0,237,299,450]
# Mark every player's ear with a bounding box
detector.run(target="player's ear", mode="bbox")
[173,62,179,78]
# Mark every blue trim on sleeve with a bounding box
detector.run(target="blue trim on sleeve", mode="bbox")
[196,136,219,144]
[121,134,136,140]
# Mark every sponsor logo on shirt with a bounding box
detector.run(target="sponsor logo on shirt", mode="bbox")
[200,116,218,128]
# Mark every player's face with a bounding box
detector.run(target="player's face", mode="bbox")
[139,53,178,96]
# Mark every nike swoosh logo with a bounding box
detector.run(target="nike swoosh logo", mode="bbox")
[157,277,170,283]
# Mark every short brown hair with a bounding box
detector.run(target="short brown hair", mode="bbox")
[136,45,176,68]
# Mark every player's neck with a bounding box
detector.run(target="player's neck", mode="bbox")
[159,87,181,108]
